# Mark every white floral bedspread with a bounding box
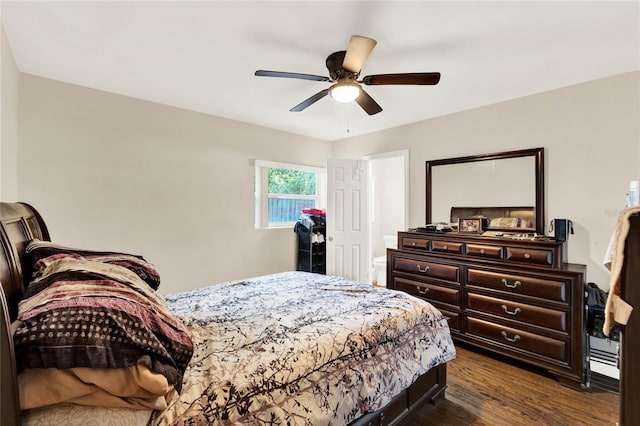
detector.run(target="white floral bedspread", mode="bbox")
[152,271,456,425]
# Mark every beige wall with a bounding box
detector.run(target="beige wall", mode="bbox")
[332,71,640,290]
[18,75,332,294]
[1,24,19,202]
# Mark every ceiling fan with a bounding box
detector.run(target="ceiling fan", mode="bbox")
[255,35,441,116]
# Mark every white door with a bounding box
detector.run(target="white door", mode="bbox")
[326,159,369,282]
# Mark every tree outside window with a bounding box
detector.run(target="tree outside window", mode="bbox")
[268,168,317,223]
[255,161,326,229]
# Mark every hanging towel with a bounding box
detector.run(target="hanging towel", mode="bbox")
[603,206,640,335]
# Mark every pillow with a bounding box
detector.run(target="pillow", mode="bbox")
[25,239,161,290]
[519,219,533,229]
[19,364,177,410]
[488,217,519,228]
[14,257,193,396]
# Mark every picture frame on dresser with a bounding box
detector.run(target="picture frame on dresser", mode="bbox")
[458,218,484,234]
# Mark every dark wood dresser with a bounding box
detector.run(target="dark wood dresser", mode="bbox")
[388,230,587,389]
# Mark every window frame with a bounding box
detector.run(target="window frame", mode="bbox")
[254,160,326,229]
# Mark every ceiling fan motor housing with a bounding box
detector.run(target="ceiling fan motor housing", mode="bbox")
[326,51,359,81]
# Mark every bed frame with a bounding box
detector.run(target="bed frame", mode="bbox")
[0,201,447,426]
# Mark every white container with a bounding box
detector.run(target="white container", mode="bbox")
[630,180,640,207]
[373,256,387,287]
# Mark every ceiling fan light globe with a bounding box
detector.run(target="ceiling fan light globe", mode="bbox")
[330,83,361,103]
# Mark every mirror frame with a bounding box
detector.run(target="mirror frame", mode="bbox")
[425,147,545,235]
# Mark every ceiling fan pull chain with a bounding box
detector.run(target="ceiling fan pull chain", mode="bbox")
[342,104,351,135]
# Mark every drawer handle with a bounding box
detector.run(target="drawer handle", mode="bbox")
[501,278,522,289]
[501,304,522,315]
[479,249,485,254]
[416,265,430,273]
[443,245,448,250]
[524,253,531,259]
[412,242,416,246]
[501,331,521,343]
[416,286,430,295]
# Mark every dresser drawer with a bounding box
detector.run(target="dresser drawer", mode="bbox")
[467,269,568,303]
[394,277,460,306]
[393,257,460,282]
[506,246,553,265]
[467,293,567,332]
[431,240,464,254]
[466,243,503,259]
[401,237,429,250]
[467,317,568,362]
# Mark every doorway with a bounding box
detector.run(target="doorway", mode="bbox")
[365,150,408,285]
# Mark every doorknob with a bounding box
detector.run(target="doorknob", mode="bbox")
[327,236,333,241]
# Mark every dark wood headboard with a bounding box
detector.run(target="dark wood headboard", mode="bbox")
[0,202,51,426]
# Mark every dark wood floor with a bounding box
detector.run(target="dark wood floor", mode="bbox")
[400,344,619,425]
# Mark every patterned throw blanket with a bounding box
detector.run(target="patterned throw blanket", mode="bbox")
[14,258,193,393]
[153,272,456,425]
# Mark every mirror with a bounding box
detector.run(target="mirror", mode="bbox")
[426,148,545,235]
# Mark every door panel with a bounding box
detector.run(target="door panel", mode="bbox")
[326,159,368,282]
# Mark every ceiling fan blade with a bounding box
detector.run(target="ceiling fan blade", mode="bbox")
[342,35,377,73]
[255,70,330,82]
[290,89,330,112]
[355,89,383,115]
[362,72,441,85]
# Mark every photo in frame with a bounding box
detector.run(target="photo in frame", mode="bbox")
[458,218,485,234]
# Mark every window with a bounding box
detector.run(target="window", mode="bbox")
[255,160,326,229]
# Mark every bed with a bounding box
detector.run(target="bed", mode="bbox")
[0,202,455,426]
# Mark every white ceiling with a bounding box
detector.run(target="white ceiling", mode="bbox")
[2,1,639,141]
